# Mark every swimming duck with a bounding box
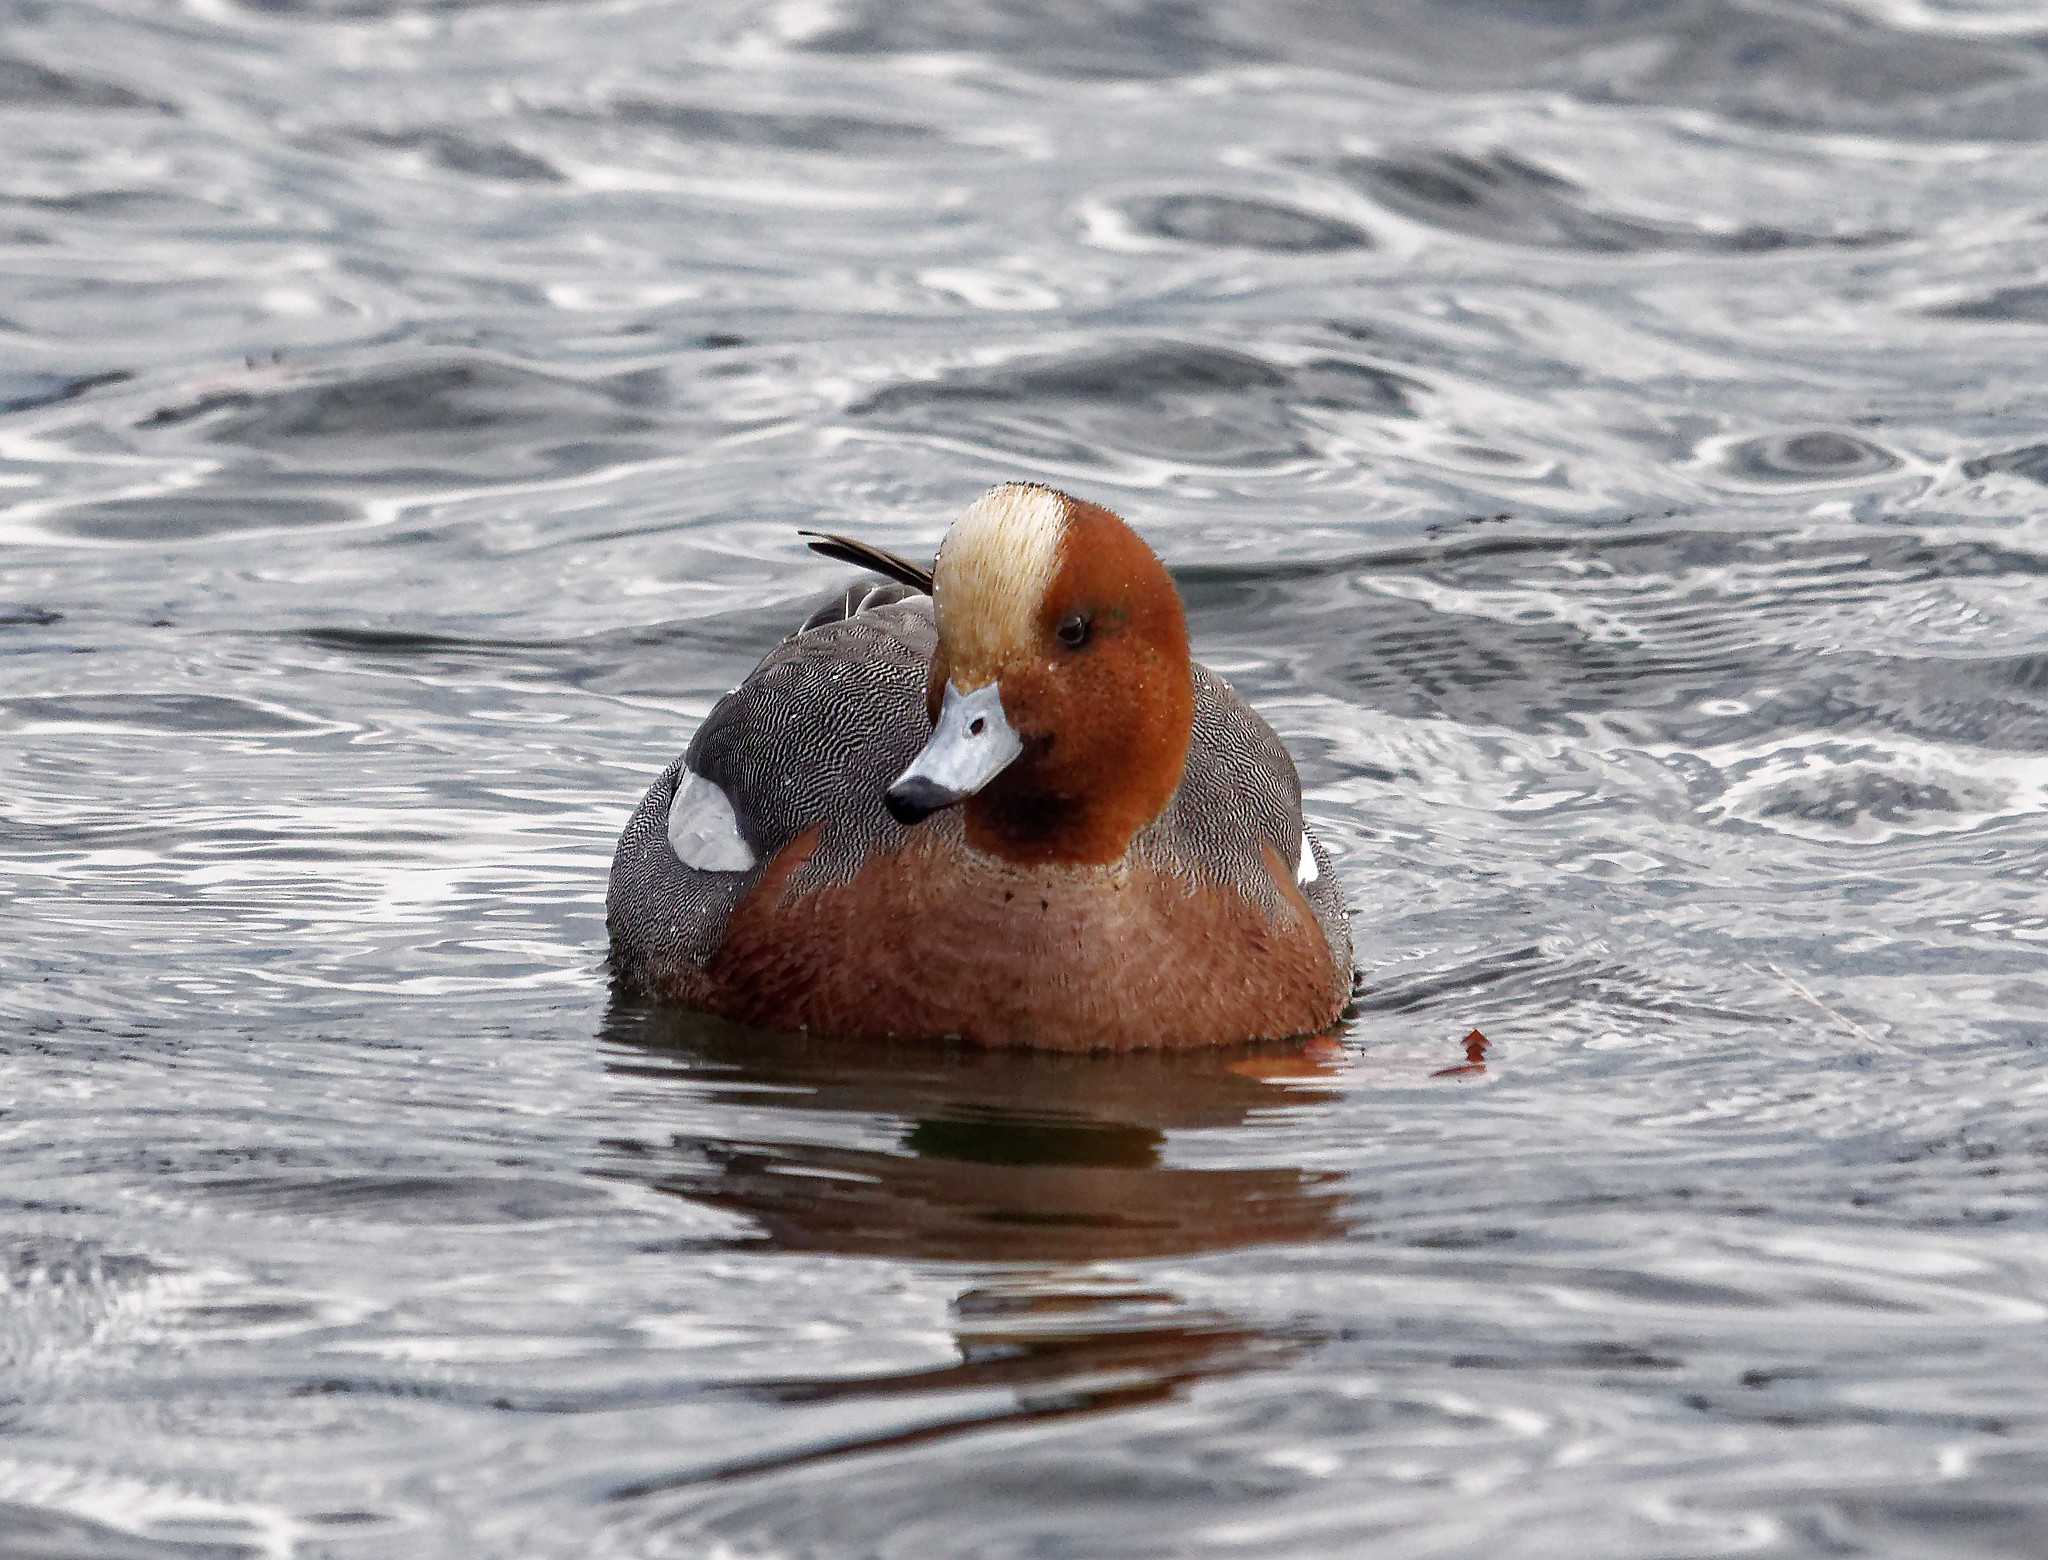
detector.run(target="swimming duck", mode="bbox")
[607,483,1352,1050]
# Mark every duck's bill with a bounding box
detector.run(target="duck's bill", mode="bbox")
[885,680,1021,825]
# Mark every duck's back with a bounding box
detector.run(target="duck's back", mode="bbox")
[607,589,934,998]
[607,587,1352,1043]
[1155,665,1353,993]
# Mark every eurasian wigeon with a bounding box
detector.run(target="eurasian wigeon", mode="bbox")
[607,482,1352,1050]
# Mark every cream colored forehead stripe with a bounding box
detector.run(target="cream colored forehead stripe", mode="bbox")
[931,484,1069,682]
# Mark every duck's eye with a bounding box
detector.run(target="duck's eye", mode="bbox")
[1056,612,1092,649]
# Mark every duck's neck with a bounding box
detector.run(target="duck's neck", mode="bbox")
[962,753,1181,868]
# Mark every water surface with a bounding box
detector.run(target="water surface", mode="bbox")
[5,0,2048,1554]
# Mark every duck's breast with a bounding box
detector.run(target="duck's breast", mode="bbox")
[706,825,1340,1049]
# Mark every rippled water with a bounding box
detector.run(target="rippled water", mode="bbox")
[5,0,2048,1554]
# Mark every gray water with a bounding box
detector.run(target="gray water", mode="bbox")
[5,0,2048,1554]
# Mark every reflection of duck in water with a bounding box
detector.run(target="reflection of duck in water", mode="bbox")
[608,483,1352,1049]
[601,1005,1351,1265]
[597,1005,1352,1458]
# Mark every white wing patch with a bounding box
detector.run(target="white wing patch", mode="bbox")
[1296,828,1320,887]
[668,769,755,872]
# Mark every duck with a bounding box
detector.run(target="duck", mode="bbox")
[607,482,1352,1050]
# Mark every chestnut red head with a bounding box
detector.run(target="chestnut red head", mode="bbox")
[887,483,1195,866]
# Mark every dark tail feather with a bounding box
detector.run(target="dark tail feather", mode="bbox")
[799,531,934,595]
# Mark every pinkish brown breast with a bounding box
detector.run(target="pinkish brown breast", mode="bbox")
[679,828,1345,1051]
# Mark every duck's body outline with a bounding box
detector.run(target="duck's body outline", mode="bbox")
[607,486,1352,1050]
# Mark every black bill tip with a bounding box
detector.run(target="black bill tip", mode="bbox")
[885,774,960,826]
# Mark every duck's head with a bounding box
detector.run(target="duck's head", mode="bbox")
[886,483,1195,865]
